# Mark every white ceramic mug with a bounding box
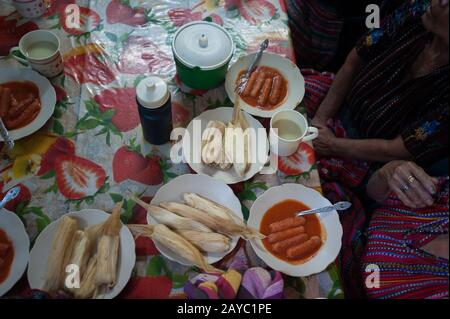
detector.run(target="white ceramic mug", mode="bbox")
[0,0,47,18]
[269,110,319,157]
[10,30,64,78]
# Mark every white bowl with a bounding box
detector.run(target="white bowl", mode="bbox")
[27,209,136,299]
[225,52,305,118]
[247,184,343,277]
[0,208,30,297]
[0,68,56,141]
[183,107,269,184]
[150,174,243,265]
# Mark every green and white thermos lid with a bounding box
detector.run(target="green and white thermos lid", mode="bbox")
[172,21,233,70]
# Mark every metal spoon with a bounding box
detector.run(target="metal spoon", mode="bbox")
[0,186,21,210]
[0,118,14,150]
[296,201,352,217]
[235,39,269,95]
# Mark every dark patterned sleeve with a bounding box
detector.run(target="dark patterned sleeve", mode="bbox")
[356,0,430,60]
[401,102,449,167]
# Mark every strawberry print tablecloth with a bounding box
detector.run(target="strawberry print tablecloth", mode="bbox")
[0,0,343,299]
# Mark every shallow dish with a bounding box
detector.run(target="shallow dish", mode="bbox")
[247,184,343,277]
[27,209,135,299]
[0,208,30,297]
[183,107,269,185]
[225,52,305,118]
[150,174,243,265]
[0,67,56,141]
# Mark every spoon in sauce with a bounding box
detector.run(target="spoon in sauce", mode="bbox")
[0,118,14,150]
[296,201,352,217]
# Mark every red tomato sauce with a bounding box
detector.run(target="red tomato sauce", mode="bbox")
[0,228,14,284]
[260,199,323,264]
[238,66,288,110]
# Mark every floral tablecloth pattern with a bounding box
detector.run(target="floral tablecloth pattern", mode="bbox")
[0,0,343,299]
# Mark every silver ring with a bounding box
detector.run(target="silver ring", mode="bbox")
[401,184,410,192]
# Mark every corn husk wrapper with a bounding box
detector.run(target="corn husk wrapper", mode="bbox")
[128,224,221,274]
[160,202,264,240]
[183,193,243,224]
[177,230,230,253]
[68,231,91,277]
[74,255,98,299]
[95,202,122,288]
[43,216,78,293]
[130,195,212,233]
[201,120,232,171]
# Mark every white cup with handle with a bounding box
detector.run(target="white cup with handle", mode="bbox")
[0,0,47,18]
[9,30,64,78]
[269,109,319,157]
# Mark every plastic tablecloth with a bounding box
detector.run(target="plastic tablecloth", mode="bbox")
[0,0,343,299]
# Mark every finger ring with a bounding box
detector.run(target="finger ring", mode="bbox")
[408,175,416,184]
[401,184,410,192]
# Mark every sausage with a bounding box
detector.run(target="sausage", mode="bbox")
[250,74,266,97]
[269,216,306,233]
[269,75,283,105]
[0,87,11,118]
[8,94,35,118]
[267,226,305,244]
[272,234,309,253]
[257,78,272,107]
[242,71,259,96]
[5,98,40,129]
[286,236,322,259]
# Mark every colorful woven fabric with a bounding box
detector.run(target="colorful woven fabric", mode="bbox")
[349,0,448,167]
[285,0,343,70]
[322,181,369,299]
[361,178,449,299]
[184,249,284,299]
[302,69,371,189]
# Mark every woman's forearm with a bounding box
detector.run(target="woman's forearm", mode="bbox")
[315,48,362,120]
[333,136,412,163]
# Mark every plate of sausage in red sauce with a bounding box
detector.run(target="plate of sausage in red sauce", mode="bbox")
[0,208,30,297]
[225,53,305,118]
[247,183,343,277]
[0,68,56,141]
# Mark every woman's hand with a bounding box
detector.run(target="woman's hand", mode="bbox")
[380,161,439,208]
[311,113,328,128]
[313,124,338,156]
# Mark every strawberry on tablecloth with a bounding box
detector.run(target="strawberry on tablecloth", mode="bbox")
[0,14,38,56]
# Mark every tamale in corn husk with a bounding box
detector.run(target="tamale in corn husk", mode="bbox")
[43,216,79,293]
[183,193,243,224]
[130,195,212,233]
[160,202,264,240]
[177,230,230,253]
[128,224,222,273]
[69,231,91,275]
[95,202,122,288]
[74,254,98,299]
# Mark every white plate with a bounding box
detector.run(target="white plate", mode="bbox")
[183,107,269,185]
[0,209,30,297]
[27,209,136,299]
[225,52,305,118]
[247,184,343,277]
[150,174,243,265]
[0,68,56,141]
